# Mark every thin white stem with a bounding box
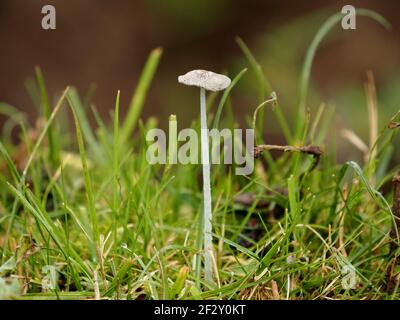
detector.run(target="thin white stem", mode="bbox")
[200,87,213,284]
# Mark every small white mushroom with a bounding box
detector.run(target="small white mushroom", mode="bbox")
[178,70,231,92]
[178,69,231,284]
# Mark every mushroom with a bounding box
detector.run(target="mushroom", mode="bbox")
[178,70,231,284]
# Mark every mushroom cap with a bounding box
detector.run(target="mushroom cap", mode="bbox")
[178,70,231,92]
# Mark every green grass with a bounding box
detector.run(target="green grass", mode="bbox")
[0,9,400,300]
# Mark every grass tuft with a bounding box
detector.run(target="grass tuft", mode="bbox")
[0,14,399,300]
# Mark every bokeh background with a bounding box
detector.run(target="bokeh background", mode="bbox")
[0,0,399,163]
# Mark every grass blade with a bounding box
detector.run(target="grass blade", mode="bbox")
[68,97,100,251]
[67,88,102,159]
[346,161,399,241]
[35,66,59,166]
[236,37,271,102]
[236,37,292,142]
[212,68,247,129]
[297,9,390,139]
[22,87,70,183]
[113,90,121,244]
[121,47,163,143]
[0,141,20,183]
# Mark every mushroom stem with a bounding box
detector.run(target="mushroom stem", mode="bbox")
[178,69,231,285]
[200,87,213,284]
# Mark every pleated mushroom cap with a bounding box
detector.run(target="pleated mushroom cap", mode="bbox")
[178,70,231,92]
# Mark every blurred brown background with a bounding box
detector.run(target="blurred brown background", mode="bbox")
[0,0,399,161]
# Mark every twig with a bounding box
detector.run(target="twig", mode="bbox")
[389,122,400,129]
[254,144,324,174]
[254,144,323,158]
[387,174,400,293]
